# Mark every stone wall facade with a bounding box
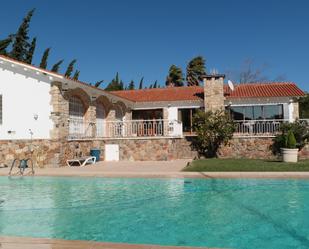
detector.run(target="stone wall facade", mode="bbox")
[1,137,309,168]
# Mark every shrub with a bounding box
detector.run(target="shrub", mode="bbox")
[286,130,297,149]
[273,120,309,153]
[192,110,235,158]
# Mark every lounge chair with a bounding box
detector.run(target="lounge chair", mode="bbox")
[66,156,96,167]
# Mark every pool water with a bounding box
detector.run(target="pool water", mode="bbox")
[0,177,309,249]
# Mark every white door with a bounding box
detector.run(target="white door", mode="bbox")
[105,144,119,161]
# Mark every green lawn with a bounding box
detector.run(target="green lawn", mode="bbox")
[183,158,309,172]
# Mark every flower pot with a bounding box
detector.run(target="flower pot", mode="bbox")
[281,148,299,163]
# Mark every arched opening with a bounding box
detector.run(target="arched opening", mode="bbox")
[114,105,124,121]
[96,102,106,137]
[69,96,86,138]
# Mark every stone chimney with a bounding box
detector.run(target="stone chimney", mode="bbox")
[203,74,225,111]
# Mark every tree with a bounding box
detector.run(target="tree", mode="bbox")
[139,77,144,89]
[193,110,235,157]
[25,37,36,64]
[0,37,13,55]
[10,9,35,62]
[72,70,80,80]
[166,65,184,87]
[105,72,124,91]
[39,48,50,69]
[153,80,158,88]
[94,80,104,88]
[64,59,77,77]
[51,59,64,73]
[226,59,287,83]
[128,80,135,90]
[186,56,206,86]
[299,94,309,118]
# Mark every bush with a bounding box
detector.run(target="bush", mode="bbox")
[273,120,309,153]
[192,110,235,158]
[286,130,297,149]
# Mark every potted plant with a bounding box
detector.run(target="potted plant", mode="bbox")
[281,130,299,163]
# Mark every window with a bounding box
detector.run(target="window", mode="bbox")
[228,104,283,121]
[132,109,163,120]
[0,95,2,125]
[178,108,199,133]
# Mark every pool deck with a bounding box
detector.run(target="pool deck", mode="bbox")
[0,236,221,249]
[1,159,309,178]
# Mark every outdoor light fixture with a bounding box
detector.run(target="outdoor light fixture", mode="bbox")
[33,114,38,120]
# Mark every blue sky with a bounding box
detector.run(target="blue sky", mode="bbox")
[1,0,308,91]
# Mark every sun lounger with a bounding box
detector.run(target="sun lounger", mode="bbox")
[66,156,96,167]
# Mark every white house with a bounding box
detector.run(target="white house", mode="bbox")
[0,55,306,166]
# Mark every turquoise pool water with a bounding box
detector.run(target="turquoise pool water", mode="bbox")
[0,177,309,249]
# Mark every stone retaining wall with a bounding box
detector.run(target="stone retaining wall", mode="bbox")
[1,137,309,168]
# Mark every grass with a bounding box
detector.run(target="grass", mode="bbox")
[182,158,309,172]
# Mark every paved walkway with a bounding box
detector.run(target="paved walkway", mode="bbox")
[0,236,220,249]
[1,159,309,178]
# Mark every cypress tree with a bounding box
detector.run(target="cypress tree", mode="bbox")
[0,37,13,55]
[105,73,124,91]
[64,59,77,77]
[51,59,64,73]
[128,80,135,90]
[153,80,158,88]
[186,56,206,86]
[10,8,35,62]
[149,84,153,89]
[94,80,104,88]
[139,77,144,89]
[25,37,36,64]
[72,70,80,80]
[39,48,50,69]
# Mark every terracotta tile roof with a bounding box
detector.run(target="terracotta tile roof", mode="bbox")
[111,83,305,102]
[111,86,204,102]
[224,82,305,98]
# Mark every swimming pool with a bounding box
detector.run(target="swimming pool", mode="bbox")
[0,176,309,249]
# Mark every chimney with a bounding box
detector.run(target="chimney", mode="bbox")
[203,74,225,112]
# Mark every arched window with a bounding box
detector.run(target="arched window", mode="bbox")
[114,105,124,121]
[96,103,106,137]
[69,96,85,138]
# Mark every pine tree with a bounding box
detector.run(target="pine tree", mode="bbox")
[94,80,104,88]
[72,70,80,80]
[186,56,206,86]
[39,48,50,69]
[51,59,64,73]
[153,80,158,88]
[166,65,184,87]
[25,37,36,64]
[10,9,35,62]
[139,77,144,89]
[64,59,77,77]
[0,37,13,55]
[128,80,135,90]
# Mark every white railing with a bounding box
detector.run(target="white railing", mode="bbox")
[234,119,287,137]
[103,119,183,138]
[68,117,94,140]
[68,119,183,139]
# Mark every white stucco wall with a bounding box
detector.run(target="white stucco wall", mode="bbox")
[167,107,178,121]
[0,67,53,140]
